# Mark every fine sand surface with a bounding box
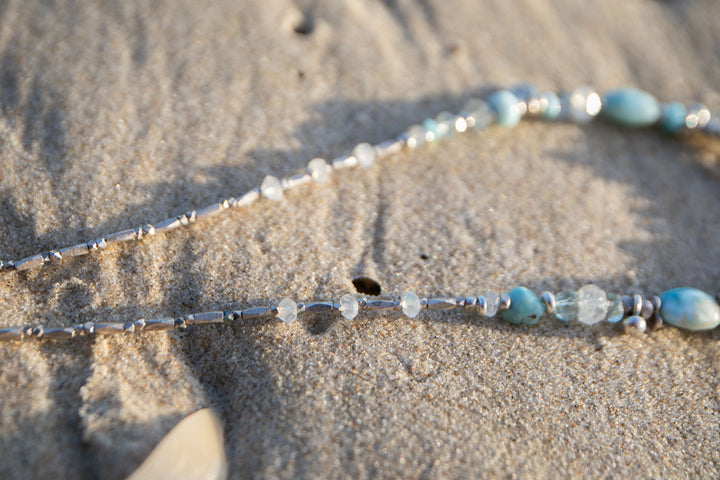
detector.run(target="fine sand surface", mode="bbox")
[0,1,719,478]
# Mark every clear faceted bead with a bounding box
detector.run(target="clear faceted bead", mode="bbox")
[401,292,422,318]
[339,294,359,320]
[577,284,608,325]
[483,292,500,317]
[277,298,298,324]
[554,290,578,322]
[605,293,624,323]
[434,111,457,138]
[353,142,376,168]
[260,175,283,201]
[307,158,331,183]
[462,98,494,130]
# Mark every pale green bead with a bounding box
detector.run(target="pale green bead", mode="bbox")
[605,293,624,323]
[554,290,578,322]
[487,90,522,127]
[601,88,661,127]
[659,288,720,331]
[501,287,545,325]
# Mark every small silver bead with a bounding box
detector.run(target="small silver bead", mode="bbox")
[498,293,511,311]
[623,315,647,336]
[463,296,477,312]
[632,294,643,316]
[541,291,556,314]
[476,296,487,316]
[685,103,711,129]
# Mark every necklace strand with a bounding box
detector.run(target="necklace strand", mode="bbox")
[2,84,719,342]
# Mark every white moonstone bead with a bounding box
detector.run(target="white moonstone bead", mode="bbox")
[260,175,283,201]
[353,142,376,168]
[562,86,602,123]
[483,292,500,317]
[277,298,298,323]
[339,294,359,320]
[307,158,331,183]
[401,292,422,318]
[577,284,608,325]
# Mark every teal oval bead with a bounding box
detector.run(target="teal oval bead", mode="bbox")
[501,287,545,325]
[660,102,687,134]
[659,288,720,331]
[600,88,661,127]
[487,90,522,127]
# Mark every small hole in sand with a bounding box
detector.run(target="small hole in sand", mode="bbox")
[293,14,315,35]
[352,277,381,296]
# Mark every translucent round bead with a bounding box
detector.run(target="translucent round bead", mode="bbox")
[660,102,687,134]
[540,91,562,120]
[554,291,578,322]
[422,118,440,142]
[486,90,522,127]
[434,112,458,139]
[261,175,283,201]
[353,143,376,168]
[483,292,500,317]
[277,298,298,324]
[339,294,359,320]
[562,86,602,123]
[600,88,660,128]
[577,284,609,325]
[685,103,711,129]
[401,292,422,318]
[307,158,331,183]
[605,293,624,323]
[405,125,426,148]
[500,287,545,325]
[461,98,494,130]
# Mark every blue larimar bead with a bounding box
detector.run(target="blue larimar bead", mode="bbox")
[487,90,522,128]
[660,102,687,134]
[600,88,661,127]
[501,287,545,325]
[659,288,720,331]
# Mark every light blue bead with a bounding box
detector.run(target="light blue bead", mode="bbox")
[660,102,687,134]
[487,90,522,128]
[600,88,661,127]
[422,118,440,142]
[501,287,545,325]
[542,91,562,120]
[659,287,720,331]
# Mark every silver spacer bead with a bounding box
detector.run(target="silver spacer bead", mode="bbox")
[498,293,511,311]
[541,291,556,315]
[476,296,487,316]
[632,294,643,316]
[685,103,711,129]
[463,296,477,312]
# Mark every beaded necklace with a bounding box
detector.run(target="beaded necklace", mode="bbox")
[1,84,718,342]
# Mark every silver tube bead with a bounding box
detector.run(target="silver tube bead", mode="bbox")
[235,188,260,207]
[94,323,126,335]
[240,306,274,320]
[153,217,183,234]
[14,254,45,271]
[364,299,395,311]
[143,318,176,332]
[0,260,15,272]
[282,173,312,190]
[426,298,459,310]
[303,301,334,313]
[374,139,404,158]
[42,327,76,340]
[105,229,138,244]
[195,203,225,221]
[187,311,224,325]
[499,293,512,311]
[60,243,90,258]
[331,155,359,170]
[541,292,556,314]
[0,327,23,341]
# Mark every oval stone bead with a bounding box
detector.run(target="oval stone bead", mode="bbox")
[601,88,661,127]
[487,90,522,128]
[659,288,720,331]
[501,287,545,325]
